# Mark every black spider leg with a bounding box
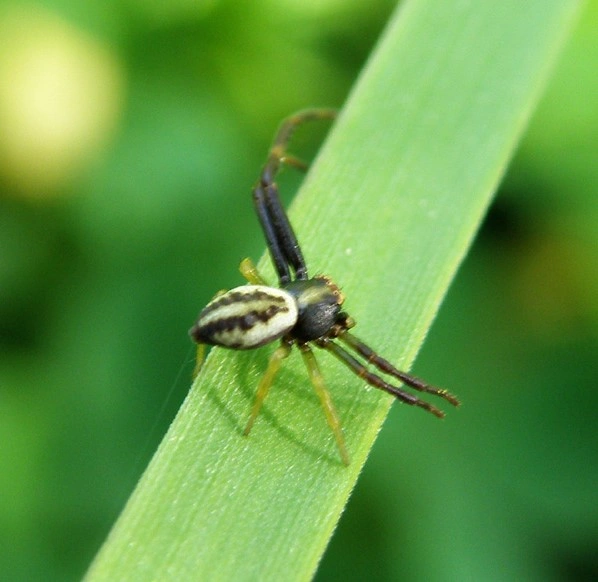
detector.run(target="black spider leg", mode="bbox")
[318,333,459,418]
[252,109,337,286]
[339,332,461,407]
[253,179,306,285]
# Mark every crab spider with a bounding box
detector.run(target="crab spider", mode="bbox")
[190,109,459,465]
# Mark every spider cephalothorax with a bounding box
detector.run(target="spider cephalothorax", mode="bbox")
[190,109,459,464]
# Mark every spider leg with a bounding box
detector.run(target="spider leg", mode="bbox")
[321,340,448,418]
[192,344,206,379]
[279,154,308,172]
[266,108,337,180]
[253,181,306,284]
[244,341,292,436]
[298,343,350,465]
[340,332,460,407]
[253,109,336,286]
[239,257,268,285]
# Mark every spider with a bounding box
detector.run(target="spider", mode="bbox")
[189,109,459,464]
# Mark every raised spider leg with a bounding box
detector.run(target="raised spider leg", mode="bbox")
[299,343,350,465]
[253,182,300,285]
[253,109,336,286]
[244,341,292,436]
[321,339,447,418]
[264,108,337,182]
[277,155,308,172]
[340,332,461,407]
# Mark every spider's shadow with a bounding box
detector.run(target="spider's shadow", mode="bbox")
[205,346,361,467]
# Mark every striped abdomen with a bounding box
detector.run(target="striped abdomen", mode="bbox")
[189,285,298,349]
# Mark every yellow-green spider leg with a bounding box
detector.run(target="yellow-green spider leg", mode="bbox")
[299,344,350,465]
[244,341,292,436]
[239,257,268,285]
[268,108,336,176]
[279,154,308,172]
[192,344,206,379]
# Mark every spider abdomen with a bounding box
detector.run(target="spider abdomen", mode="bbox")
[189,285,298,349]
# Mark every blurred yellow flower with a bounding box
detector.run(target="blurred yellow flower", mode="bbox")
[0,4,125,198]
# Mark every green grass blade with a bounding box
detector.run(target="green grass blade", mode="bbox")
[85,0,580,580]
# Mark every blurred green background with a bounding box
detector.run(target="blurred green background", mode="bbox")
[0,1,596,580]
